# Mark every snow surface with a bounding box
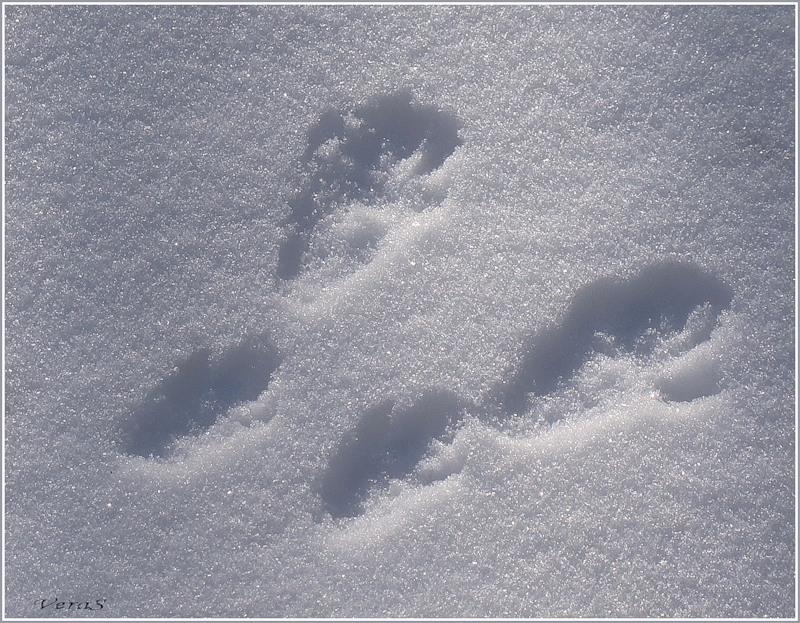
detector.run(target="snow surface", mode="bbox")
[4,4,795,618]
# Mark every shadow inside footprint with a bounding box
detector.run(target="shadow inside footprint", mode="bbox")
[319,391,463,518]
[499,262,733,416]
[315,263,732,518]
[124,334,280,458]
[278,92,463,279]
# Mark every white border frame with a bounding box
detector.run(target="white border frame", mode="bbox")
[1,1,796,621]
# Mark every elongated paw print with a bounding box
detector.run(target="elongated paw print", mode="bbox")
[277,92,462,280]
[318,391,464,518]
[123,334,280,458]
[497,261,733,418]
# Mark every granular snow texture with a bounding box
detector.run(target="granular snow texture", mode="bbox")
[4,4,795,618]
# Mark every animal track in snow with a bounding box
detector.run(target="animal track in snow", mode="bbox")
[123,333,280,458]
[277,92,462,280]
[318,391,464,518]
[497,261,733,418]
[320,261,733,519]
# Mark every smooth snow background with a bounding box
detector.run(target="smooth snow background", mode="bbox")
[4,5,795,618]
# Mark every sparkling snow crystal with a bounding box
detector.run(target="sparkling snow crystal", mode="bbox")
[4,4,794,618]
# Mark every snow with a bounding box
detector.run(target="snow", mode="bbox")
[4,4,795,618]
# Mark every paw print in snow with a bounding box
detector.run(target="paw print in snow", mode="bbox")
[277,92,462,280]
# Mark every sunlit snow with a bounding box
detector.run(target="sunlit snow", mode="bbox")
[4,4,795,618]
